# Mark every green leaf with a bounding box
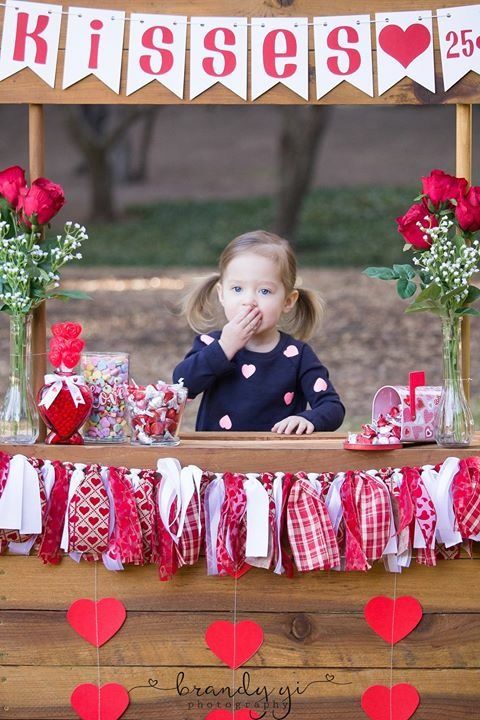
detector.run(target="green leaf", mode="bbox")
[397,278,417,299]
[45,289,91,301]
[464,285,480,305]
[393,263,416,279]
[404,298,443,314]
[363,266,397,280]
[455,307,480,316]
[414,283,442,302]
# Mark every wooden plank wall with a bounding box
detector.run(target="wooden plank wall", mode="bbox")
[1,557,480,718]
[0,0,479,104]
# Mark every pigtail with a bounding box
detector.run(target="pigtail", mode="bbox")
[182,273,221,334]
[283,287,325,341]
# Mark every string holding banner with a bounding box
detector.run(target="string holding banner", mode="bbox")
[0,1,479,99]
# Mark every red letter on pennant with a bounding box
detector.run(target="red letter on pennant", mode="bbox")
[140,26,174,75]
[13,12,49,63]
[262,29,296,78]
[202,28,237,77]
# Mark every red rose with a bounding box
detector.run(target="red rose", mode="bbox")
[49,336,68,352]
[455,186,480,232]
[421,169,468,207]
[67,338,85,353]
[48,349,62,368]
[396,202,438,250]
[18,176,65,226]
[62,322,82,339]
[0,165,27,208]
[61,351,80,369]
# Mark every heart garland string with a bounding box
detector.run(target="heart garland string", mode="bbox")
[361,577,421,720]
[69,563,130,720]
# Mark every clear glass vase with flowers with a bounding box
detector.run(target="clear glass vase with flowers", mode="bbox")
[365,169,480,448]
[0,165,88,444]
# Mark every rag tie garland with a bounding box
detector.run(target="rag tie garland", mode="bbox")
[0,449,479,578]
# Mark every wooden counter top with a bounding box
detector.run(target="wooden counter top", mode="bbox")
[3,431,480,472]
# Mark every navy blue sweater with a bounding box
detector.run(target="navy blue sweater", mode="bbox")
[173,331,345,432]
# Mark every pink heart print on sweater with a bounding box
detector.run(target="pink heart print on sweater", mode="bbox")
[314,378,328,392]
[200,334,214,345]
[241,364,256,378]
[219,415,232,430]
[284,392,295,406]
[283,345,299,358]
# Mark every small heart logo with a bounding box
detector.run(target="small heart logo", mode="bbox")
[67,598,127,647]
[205,710,261,720]
[364,596,423,644]
[205,620,264,669]
[378,23,431,68]
[284,392,294,406]
[70,683,129,720]
[283,344,299,358]
[219,414,232,430]
[200,334,215,345]
[361,683,420,720]
[313,377,328,392]
[241,364,256,379]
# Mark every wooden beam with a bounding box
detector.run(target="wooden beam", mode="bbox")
[28,104,46,440]
[456,103,473,400]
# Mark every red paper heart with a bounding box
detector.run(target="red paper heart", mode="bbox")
[378,24,431,68]
[205,710,261,720]
[364,596,423,644]
[361,683,420,720]
[205,620,264,669]
[67,598,127,647]
[71,683,129,720]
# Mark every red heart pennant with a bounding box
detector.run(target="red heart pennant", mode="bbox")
[70,683,129,720]
[364,596,423,644]
[361,683,420,720]
[205,711,261,720]
[205,620,264,669]
[67,598,127,647]
[378,24,431,68]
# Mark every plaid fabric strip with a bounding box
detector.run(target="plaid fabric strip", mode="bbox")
[178,488,202,567]
[156,475,179,581]
[287,475,340,572]
[452,457,480,539]
[108,466,143,565]
[216,472,247,575]
[37,461,73,564]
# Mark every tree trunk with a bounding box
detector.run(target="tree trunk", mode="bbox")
[273,105,331,241]
[87,144,116,221]
[126,108,159,183]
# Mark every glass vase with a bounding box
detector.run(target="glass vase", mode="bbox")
[434,316,474,448]
[0,313,39,444]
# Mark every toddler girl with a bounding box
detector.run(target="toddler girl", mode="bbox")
[173,230,345,434]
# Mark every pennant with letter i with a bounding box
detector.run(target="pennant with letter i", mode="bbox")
[63,6,125,93]
[314,15,373,99]
[0,0,62,87]
[190,17,247,100]
[127,14,186,98]
[375,10,435,95]
[250,17,309,101]
[438,5,480,91]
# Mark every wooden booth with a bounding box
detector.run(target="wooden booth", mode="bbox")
[1,1,480,718]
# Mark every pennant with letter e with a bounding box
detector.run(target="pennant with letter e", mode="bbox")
[127,14,186,98]
[251,17,309,101]
[0,0,62,87]
[190,17,247,100]
[375,10,435,95]
[438,4,480,92]
[314,14,373,99]
[63,6,125,93]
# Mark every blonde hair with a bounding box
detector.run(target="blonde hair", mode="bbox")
[183,230,324,341]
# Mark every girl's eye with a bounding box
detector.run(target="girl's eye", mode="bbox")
[232,286,242,293]
[259,288,271,296]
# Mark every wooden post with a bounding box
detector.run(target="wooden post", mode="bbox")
[29,104,46,440]
[456,103,472,400]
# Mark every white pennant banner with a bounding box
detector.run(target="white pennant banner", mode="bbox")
[375,10,435,95]
[438,4,480,91]
[190,16,247,100]
[63,6,125,92]
[127,14,186,97]
[251,17,309,100]
[0,0,62,86]
[314,15,373,98]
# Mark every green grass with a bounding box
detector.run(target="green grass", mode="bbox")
[83,185,416,267]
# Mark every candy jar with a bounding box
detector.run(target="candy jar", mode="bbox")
[37,323,93,445]
[81,352,129,443]
[126,381,188,446]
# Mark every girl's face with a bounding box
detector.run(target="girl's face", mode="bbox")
[217,252,298,335]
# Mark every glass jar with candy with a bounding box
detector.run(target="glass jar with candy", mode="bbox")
[80,351,129,443]
[126,380,188,446]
